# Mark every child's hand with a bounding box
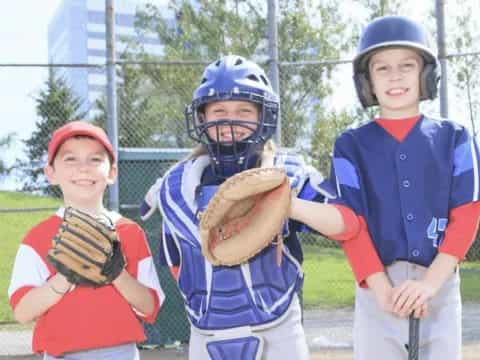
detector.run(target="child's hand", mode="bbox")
[373,286,395,314]
[366,272,395,314]
[391,280,434,318]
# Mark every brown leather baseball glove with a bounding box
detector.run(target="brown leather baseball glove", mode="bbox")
[200,167,291,266]
[47,207,125,286]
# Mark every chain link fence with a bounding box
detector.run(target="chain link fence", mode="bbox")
[1,55,480,354]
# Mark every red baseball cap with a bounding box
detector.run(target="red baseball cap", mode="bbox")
[48,121,115,164]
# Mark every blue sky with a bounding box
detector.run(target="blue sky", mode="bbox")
[1,1,62,137]
[0,1,62,173]
[0,1,62,189]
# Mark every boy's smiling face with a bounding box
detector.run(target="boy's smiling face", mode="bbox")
[369,47,423,119]
[44,136,117,211]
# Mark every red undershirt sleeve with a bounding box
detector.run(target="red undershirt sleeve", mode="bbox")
[341,216,384,287]
[329,204,361,241]
[438,201,480,260]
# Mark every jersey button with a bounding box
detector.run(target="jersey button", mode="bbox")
[399,153,407,161]
[402,180,410,188]
[406,213,414,221]
[412,249,420,257]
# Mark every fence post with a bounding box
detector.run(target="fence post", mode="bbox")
[106,0,119,211]
[267,0,281,145]
[435,0,449,118]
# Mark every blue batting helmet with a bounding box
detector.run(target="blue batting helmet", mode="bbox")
[186,55,279,176]
[353,15,440,108]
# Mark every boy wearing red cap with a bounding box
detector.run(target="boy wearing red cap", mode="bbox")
[8,121,164,359]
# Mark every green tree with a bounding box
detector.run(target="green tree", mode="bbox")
[93,56,172,148]
[20,69,85,195]
[136,1,264,60]
[276,0,349,146]
[0,132,15,176]
[130,0,350,148]
[310,108,367,175]
[358,0,402,18]
[450,5,480,136]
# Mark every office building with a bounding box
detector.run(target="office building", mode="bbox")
[48,0,170,114]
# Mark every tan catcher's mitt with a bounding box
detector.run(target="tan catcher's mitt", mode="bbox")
[200,167,291,266]
[47,207,125,286]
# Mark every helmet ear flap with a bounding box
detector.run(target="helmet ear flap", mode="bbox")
[419,63,440,101]
[354,72,378,108]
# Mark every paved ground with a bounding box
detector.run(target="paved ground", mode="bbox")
[4,343,480,360]
[1,303,479,359]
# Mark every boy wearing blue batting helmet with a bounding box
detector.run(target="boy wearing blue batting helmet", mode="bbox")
[332,15,480,360]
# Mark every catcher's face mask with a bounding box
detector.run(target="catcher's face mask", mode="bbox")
[186,55,279,177]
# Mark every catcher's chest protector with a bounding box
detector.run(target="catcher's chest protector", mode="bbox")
[159,156,306,331]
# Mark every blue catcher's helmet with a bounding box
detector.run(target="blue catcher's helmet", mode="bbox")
[353,15,440,108]
[186,55,279,177]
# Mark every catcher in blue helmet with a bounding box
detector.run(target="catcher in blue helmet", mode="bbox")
[330,15,480,360]
[140,55,362,360]
[185,55,279,177]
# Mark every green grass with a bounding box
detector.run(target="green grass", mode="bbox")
[303,247,355,308]
[460,263,480,301]
[302,246,480,308]
[0,191,61,323]
[1,191,480,323]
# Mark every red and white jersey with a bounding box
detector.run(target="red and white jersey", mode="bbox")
[8,208,164,356]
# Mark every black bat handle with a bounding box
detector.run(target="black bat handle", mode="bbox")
[408,314,420,360]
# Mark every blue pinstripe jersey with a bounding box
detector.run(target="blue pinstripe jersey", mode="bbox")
[331,115,480,267]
